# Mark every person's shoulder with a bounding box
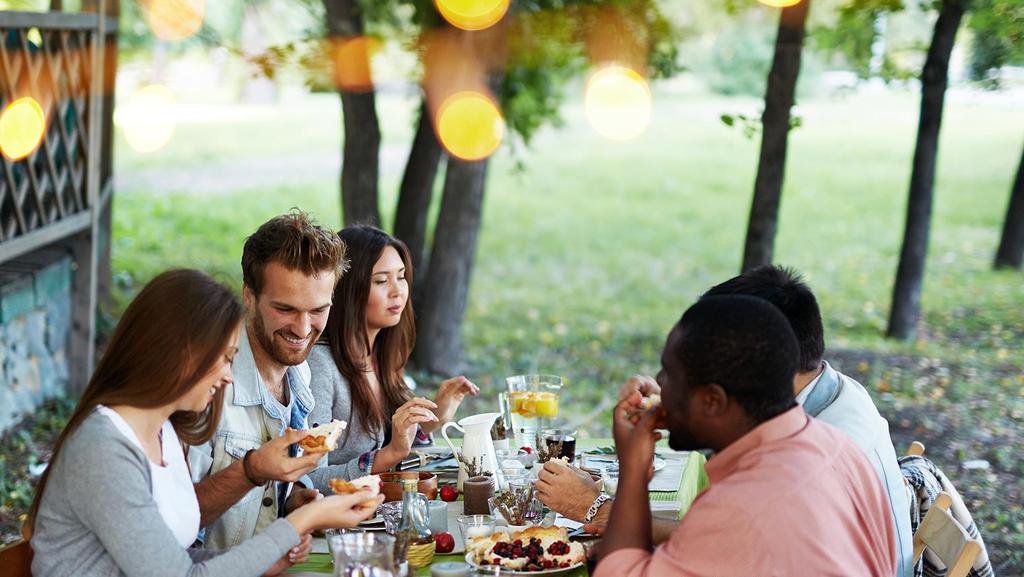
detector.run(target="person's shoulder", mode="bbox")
[60,411,147,476]
[307,344,349,386]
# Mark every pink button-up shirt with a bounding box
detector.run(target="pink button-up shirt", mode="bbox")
[594,406,897,577]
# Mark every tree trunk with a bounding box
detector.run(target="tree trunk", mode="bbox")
[394,98,444,291]
[323,0,381,226]
[740,0,811,273]
[994,142,1024,269]
[411,156,489,374]
[887,0,966,339]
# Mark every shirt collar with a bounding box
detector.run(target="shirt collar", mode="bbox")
[231,326,314,414]
[704,405,809,484]
[794,361,828,405]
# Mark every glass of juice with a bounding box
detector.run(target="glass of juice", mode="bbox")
[505,375,562,449]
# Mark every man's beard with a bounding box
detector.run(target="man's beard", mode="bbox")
[667,428,703,452]
[250,312,319,367]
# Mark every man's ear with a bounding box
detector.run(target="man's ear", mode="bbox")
[699,383,730,417]
[242,284,256,310]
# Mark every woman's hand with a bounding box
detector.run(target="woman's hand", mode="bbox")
[422,376,480,433]
[261,534,312,576]
[286,490,383,534]
[385,399,436,459]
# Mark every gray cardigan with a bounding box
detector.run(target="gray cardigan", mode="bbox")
[306,344,386,490]
[31,411,300,577]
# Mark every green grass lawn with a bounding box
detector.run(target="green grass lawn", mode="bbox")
[107,85,1024,572]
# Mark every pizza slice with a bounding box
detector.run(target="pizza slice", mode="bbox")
[328,475,382,507]
[297,419,347,453]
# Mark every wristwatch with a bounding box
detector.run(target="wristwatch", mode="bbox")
[583,494,612,524]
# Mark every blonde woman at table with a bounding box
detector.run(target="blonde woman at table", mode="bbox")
[306,225,479,488]
[28,270,382,577]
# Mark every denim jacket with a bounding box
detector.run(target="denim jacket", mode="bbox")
[188,327,314,550]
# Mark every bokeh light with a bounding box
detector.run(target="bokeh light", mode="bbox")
[115,85,177,154]
[140,0,205,42]
[436,91,505,161]
[584,66,652,142]
[757,0,803,7]
[0,97,46,161]
[333,36,382,93]
[434,0,510,31]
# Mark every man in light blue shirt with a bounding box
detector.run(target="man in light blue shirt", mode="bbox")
[703,265,913,577]
[188,211,348,550]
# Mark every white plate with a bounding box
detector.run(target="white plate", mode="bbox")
[465,554,584,576]
[579,454,666,472]
[358,515,385,526]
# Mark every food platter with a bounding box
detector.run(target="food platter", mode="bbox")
[465,554,584,576]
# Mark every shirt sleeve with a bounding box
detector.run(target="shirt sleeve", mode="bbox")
[594,500,770,577]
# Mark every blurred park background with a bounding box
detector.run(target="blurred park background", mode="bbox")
[0,0,1022,572]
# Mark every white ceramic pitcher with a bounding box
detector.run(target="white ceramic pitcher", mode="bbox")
[441,412,501,490]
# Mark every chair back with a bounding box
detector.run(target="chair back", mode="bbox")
[0,539,33,577]
[907,441,926,457]
[912,492,982,577]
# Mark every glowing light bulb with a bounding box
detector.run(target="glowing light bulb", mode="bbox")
[115,84,177,154]
[141,0,204,42]
[436,91,505,161]
[333,36,381,92]
[0,97,46,161]
[584,66,651,142]
[757,0,802,7]
[434,0,510,31]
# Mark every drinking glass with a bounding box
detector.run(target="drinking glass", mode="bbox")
[505,375,562,449]
[541,428,577,463]
[601,465,620,497]
[456,514,495,544]
[330,532,397,577]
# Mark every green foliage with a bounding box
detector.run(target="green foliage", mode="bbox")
[812,0,905,78]
[968,0,1024,86]
[702,19,775,97]
[720,110,803,139]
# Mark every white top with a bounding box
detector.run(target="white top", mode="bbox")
[97,406,201,548]
[795,363,914,577]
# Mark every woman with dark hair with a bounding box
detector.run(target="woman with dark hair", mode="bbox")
[307,225,479,486]
[29,269,380,577]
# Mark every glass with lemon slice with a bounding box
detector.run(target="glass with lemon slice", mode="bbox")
[504,375,563,450]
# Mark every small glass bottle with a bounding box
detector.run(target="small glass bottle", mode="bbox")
[395,478,435,569]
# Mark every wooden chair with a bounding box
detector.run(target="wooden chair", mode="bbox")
[0,538,33,577]
[912,492,982,577]
[907,441,926,457]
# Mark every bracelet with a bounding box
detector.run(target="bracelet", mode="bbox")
[583,494,612,524]
[242,449,264,487]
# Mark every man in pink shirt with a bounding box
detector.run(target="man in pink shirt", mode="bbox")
[595,295,897,577]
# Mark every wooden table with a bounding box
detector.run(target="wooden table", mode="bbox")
[289,442,708,576]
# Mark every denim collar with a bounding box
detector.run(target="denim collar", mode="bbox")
[801,361,843,418]
[231,325,314,419]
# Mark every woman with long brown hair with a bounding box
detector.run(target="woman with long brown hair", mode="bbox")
[307,225,479,486]
[29,269,380,577]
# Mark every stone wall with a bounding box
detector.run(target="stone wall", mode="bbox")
[0,250,71,434]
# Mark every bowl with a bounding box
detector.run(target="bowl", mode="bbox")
[379,471,438,502]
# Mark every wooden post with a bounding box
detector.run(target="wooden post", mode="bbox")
[68,0,107,390]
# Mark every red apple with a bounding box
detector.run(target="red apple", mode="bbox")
[435,531,455,553]
[440,485,459,502]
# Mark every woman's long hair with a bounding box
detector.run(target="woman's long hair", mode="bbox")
[27,269,243,533]
[325,225,415,434]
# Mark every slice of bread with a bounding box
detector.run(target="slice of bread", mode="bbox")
[298,419,347,453]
